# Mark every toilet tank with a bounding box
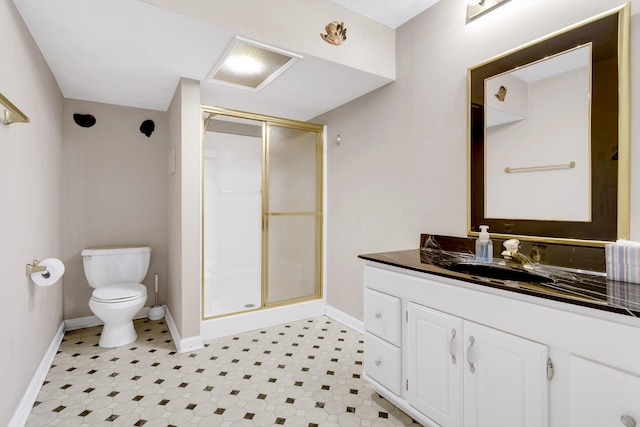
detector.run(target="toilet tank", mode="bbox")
[81,246,151,288]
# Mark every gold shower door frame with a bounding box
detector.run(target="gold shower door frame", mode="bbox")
[201,106,324,320]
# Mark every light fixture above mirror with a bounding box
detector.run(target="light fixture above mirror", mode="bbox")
[466,0,510,21]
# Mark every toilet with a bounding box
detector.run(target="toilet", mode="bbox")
[81,246,150,348]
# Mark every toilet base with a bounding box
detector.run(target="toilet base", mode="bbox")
[89,294,147,348]
[98,321,137,348]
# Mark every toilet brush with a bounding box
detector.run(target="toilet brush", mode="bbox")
[148,273,165,320]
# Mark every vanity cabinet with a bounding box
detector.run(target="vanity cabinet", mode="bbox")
[362,263,640,427]
[407,303,548,427]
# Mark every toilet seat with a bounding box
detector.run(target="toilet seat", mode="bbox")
[91,283,147,303]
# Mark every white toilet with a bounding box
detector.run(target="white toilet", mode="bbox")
[81,246,151,348]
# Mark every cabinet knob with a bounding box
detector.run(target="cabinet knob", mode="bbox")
[375,312,382,319]
[621,415,636,427]
[375,359,382,366]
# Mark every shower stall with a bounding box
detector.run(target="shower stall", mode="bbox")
[202,106,324,322]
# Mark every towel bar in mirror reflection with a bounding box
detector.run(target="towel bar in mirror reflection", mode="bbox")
[504,161,575,174]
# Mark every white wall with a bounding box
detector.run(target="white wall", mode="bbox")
[62,99,169,319]
[0,0,63,424]
[167,78,202,339]
[316,0,640,321]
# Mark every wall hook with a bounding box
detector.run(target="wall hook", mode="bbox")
[335,134,341,146]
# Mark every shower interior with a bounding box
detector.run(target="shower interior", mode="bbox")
[202,108,323,319]
[203,116,262,316]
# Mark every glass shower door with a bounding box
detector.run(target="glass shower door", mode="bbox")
[202,106,324,320]
[264,124,322,305]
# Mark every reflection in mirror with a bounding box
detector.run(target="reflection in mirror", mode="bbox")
[485,44,591,222]
[468,4,630,246]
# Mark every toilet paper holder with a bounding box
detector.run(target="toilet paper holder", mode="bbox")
[26,260,49,277]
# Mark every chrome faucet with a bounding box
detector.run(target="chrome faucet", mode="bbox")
[501,239,535,270]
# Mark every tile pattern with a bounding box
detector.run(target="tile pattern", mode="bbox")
[27,316,420,426]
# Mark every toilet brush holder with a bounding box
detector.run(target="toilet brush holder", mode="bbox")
[148,304,165,320]
[148,273,165,321]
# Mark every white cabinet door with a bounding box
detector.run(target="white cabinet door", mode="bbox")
[407,302,464,427]
[569,355,640,427]
[464,322,549,427]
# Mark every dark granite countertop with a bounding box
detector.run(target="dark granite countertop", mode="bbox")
[358,235,640,318]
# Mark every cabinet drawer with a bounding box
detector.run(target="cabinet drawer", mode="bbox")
[364,289,401,346]
[364,332,402,396]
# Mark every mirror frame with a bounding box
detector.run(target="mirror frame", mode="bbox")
[467,3,630,247]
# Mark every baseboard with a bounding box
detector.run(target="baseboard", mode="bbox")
[164,306,204,353]
[9,321,65,427]
[325,305,363,334]
[64,306,151,331]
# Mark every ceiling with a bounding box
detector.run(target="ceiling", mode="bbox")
[13,0,440,121]
[332,0,441,29]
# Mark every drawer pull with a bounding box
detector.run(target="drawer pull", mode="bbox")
[621,415,636,427]
[375,359,382,367]
[449,329,457,364]
[375,312,382,319]
[467,336,475,373]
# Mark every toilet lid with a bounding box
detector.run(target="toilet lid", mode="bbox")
[91,283,147,303]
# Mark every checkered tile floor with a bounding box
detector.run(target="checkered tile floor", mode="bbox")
[27,316,420,426]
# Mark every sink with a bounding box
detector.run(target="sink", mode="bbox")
[420,248,607,305]
[445,261,554,284]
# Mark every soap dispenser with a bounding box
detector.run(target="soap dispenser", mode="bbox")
[476,225,493,263]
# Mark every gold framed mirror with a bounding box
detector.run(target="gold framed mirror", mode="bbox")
[467,3,630,247]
